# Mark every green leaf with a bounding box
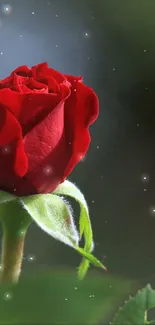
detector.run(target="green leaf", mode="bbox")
[53,180,93,251]
[53,180,100,278]
[20,191,105,277]
[0,191,16,204]
[0,268,135,325]
[20,194,79,248]
[112,284,155,325]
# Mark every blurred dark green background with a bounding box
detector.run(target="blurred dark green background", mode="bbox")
[1,0,155,316]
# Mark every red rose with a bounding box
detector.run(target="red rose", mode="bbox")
[0,62,99,196]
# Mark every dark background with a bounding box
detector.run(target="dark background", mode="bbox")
[0,0,155,282]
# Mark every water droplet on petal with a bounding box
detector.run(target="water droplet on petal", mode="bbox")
[74,287,78,290]
[65,297,68,301]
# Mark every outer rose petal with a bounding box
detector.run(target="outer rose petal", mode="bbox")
[23,100,70,194]
[62,77,99,181]
[0,105,28,180]
[0,88,22,117]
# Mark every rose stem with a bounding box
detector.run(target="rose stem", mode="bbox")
[0,201,31,284]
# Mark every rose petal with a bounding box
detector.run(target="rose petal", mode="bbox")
[23,100,69,193]
[15,139,28,177]
[0,105,28,177]
[62,78,99,180]
[32,62,66,85]
[65,74,83,83]
[20,83,70,135]
[0,75,14,89]
[25,77,48,91]
[11,65,32,77]
[0,88,22,117]
[20,93,58,134]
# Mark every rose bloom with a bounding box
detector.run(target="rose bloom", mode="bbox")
[0,62,99,196]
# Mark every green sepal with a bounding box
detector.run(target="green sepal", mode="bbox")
[20,194,79,248]
[53,180,106,279]
[0,181,106,280]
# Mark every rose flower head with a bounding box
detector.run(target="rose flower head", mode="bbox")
[0,62,99,196]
